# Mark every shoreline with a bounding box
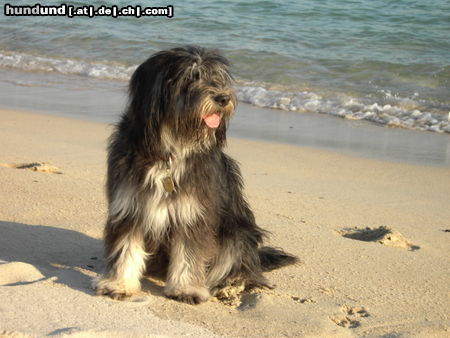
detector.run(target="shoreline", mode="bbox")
[1,108,449,336]
[1,68,449,167]
[1,47,450,133]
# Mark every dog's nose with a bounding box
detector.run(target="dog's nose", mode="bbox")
[214,95,230,107]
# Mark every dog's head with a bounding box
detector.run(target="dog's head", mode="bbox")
[127,46,236,154]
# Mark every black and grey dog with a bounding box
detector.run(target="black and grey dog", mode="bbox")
[95,46,297,304]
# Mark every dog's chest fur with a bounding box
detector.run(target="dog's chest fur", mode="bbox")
[141,155,209,239]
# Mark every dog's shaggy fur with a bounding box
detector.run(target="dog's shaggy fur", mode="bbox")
[95,46,298,304]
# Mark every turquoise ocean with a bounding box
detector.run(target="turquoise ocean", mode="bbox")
[1,0,449,133]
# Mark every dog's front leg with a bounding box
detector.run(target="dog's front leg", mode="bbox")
[95,220,147,300]
[164,227,212,304]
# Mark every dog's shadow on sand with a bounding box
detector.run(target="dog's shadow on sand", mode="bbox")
[0,221,104,295]
[0,221,166,299]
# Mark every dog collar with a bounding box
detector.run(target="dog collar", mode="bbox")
[162,154,175,193]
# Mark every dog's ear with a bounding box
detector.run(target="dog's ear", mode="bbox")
[126,57,168,156]
[129,59,165,123]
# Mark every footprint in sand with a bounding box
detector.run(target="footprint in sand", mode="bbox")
[291,296,315,304]
[331,304,369,329]
[338,226,420,251]
[213,278,268,310]
[213,278,248,307]
[0,162,62,174]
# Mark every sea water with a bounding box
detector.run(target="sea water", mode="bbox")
[0,0,449,133]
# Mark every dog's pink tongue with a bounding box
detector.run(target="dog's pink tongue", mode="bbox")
[203,113,221,128]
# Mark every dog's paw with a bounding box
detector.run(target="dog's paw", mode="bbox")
[164,286,210,305]
[94,277,140,301]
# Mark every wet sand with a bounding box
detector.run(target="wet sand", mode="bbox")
[1,69,449,167]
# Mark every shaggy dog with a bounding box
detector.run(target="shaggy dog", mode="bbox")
[95,46,297,304]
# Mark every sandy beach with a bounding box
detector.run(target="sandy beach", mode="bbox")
[1,108,449,337]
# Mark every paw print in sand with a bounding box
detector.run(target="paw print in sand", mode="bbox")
[331,304,369,329]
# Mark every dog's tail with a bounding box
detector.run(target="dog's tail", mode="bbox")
[258,246,299,272]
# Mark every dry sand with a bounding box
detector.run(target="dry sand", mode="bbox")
[0,108,449,337]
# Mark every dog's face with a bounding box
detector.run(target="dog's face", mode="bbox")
[128,46,237,151]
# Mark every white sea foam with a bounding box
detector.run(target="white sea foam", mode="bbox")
[1,50,449,134]
[236,86,450,134]
[0,50,135,81]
